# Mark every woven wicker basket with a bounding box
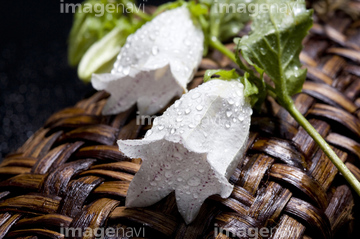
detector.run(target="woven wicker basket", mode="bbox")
[0,4,360,239]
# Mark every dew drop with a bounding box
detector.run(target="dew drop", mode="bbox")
[188,124,195,129]
[228,98,235,105]
[185,109,191,115]
[193,193,199,199]
[225,123,231,129]
[184,66,189,73]
[115,65,123,74]
[122,66,130,76]
[196,105,203,111]
[174,100,181,108]
[187,176,201,186]
[176,117,183,122]
[174,152,183,161]
[260,47,266,55]
[165,171,173,178]
[150,182,157,186]
[149,32,156,41]
[177,177,183,182]
[152,46,159,55]
[155,175,162,181]
[191,92,201,99]
[199,169,205,173]
[146,129,154,137]
[226,111,233,118]
[238,115,245,121]
[186,191,191,195]
[158,125,165,130]
[170,128,176,134]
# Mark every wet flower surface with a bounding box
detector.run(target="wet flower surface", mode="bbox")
[118,79,252,224]
[91,7,204,115]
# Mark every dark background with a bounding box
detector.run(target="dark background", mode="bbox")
[0,0,168,161]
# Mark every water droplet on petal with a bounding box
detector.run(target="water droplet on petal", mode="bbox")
[170,128,176,134]
[191,92,201,99]
[149,33,156,41]
[225,123,231,129]
[174,100,181,108]
[152,46,159,55]
[226,111,233,118]
[199,169,205,173]
[158,125,165,130]
[150,182,157,186]
[176,117,183,122]
[196,105,203,111]
[228,98,235,105]
[155,175,162,181]
[165,171,173,178]
[193,193,199,199]
[122,66,130,76]
[177,177,183,182]
[174,152,183,161]
[188,124,195,129]
[185,109,191,115]
[187,176,200,186]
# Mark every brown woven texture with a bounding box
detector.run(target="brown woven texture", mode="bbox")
[1,6,360,239]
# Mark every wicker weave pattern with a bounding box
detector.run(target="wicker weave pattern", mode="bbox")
[0,10,359,239]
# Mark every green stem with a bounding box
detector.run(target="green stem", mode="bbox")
[283,99,360,197]
[130,3,152,21]
[209,36,237,63]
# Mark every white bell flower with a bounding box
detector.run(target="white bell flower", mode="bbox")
[91,6,204,115]
[118,79,252,224]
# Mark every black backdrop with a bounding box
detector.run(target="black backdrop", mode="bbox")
[0,0,170,161]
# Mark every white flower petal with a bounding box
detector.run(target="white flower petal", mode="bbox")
[92,65,183,115]
[91,7,204,115]
[118,80,252,224]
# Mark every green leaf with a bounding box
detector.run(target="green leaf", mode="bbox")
[202,0,252,41]
[238,0,313,97]
[204,69,259,106]
[68,0,134,66]
[188,1,208,19]
[77,18,135,82]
